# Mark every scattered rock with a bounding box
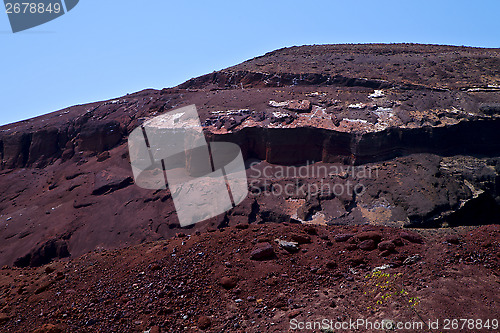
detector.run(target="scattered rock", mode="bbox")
[369,90,385,98]
[325,260,337,269]
[0,313,10,325]
[45,266,55,274]
[148,326,160,333]
[269,99,311,112]
[372,264,391,272]
[96,151,110,162]
[92,170,133,196]
[288,309,302,319]
[400,231,424,244]
[303,225,317,235]
[356,231,382,243]
[348,102,367,109]
[250,243,275,260]
[275,239,299,253]
[197,316,211,330]
[445,234,461,244]
[290,233,311,244]
[359,239,377,251]
[392,237,405,246]
[348,256,366,267]
[380,250,392,257]
[346,244,358,251]
[334,233,354,242]
[220,276,239,289]
[403,255,422,265]
[33,324,62,333]
[378,240,396,251]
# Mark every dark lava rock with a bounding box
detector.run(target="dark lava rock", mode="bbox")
[250,243,275,260]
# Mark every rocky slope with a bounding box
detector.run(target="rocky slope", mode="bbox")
[0,43,499,272]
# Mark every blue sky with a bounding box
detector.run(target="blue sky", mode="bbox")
[1,0,499,126]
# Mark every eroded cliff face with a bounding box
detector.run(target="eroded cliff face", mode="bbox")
[0,44,499,267]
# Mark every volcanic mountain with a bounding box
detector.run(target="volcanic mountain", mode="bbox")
[0,43,499,332]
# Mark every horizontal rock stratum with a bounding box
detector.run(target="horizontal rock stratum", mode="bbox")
[0,44,499,268]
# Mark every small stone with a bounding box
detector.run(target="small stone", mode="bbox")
[334,233,354,242]
[275,239,299,253]
[380,250,392,257]
[290,233,311,244]
[359,239,377,251]
[378,241,396,252]
[96,151,110,162]
[0,314,10,325]
[149,264,161,271]
[220,276,239,289]
[33,324,62,333]
[325,261,337,269]
[403,255,422,265]
[288,309,302,318]
[250,243,275,260]
[349,256,366,267]
[45,266,55,274]
[330,300,337,308]
[346,244,358,251]
[235,223,249,229]
[400,231,424,244]
[445,235,460,244]
[198,316,211,329]
[356,231,382,243]
[149,326,160,333]
[392,237,405,246]
[303,225,317,235]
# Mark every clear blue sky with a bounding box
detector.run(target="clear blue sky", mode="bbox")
[1,0,499,126]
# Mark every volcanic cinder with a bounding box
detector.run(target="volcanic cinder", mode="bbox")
[0,43,499,332]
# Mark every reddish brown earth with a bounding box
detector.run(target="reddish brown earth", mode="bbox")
[0,43,499,332]
[0,223,499,332]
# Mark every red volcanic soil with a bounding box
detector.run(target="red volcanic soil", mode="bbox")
[0,223,499,332]
[0,43,499,332]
